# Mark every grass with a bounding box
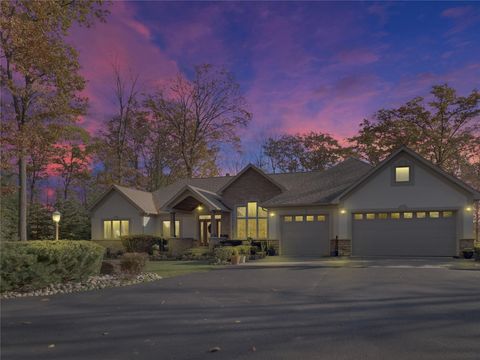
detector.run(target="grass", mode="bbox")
[145,260,218,278]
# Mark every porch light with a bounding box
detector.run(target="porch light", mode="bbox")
[197,205,203,211]
[52,211,61,240]
[340,209,346,214]
[269,212,275,217]
[465,206,473,212]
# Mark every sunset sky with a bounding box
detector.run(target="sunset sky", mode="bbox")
[70,1,480,158]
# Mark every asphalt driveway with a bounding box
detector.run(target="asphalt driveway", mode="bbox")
[2,259,480,360]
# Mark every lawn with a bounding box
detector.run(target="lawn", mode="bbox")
[145,260,218,278]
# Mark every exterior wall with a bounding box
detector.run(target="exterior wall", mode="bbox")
[222,168,283,239]
[339,153,475,247]
[90,191,156,239]
[267,205,338,255]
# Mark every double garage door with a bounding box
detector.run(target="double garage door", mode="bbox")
[281,214,330,257]
[352,210,457,256]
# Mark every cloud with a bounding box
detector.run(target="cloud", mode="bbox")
[441,6,480,34]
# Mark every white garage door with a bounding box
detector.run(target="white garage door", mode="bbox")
[352,210,456,256]
[281,215,330,257]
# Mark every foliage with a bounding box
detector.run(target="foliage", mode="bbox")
[0,181,18,242]
[213,246,236,262]
[349,85,480,177]
[121,234,161,253]
[28,202,55,240]
[120,252,147,275]
[0,240,104,291]
[263,132,350,173]
[55,197,91,240]
[235,245,254,255]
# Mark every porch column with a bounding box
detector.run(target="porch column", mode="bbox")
[170,212,176,238]
[210,210,218,237]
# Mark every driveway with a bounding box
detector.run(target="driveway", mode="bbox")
[2,259,480,360]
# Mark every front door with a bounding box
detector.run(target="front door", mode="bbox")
[199,217,222,246]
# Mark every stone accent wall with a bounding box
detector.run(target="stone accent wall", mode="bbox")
[168,237,195,256]
[221,168,282,209]
[330,239,352,257]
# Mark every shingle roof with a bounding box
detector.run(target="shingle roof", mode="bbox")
[113,185,158,214]
[262,158,372,207]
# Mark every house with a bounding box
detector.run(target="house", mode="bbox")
[89,147,479,257]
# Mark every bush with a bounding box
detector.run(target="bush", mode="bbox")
[213,246,236,262]
[0,240,104,292]
[121,234,161,254]
[235,245,254,255]
[120,253,147,275]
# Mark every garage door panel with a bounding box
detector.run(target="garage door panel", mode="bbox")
[282,216,330,257]
[353,212,456,256]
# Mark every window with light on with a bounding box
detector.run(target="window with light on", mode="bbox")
[103,220,129,239]
[395,166,410,182]
[236,202,267,239]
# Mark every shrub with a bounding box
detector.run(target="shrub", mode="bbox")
[120,252,147,275]
[213,246,236,262]
[121,234,161,254]
[235,245,253,255]
[0,240,104,292]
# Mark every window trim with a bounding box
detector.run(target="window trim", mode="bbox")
[391,161,414,186]
[235,201,268,240]
[103,218,130,239]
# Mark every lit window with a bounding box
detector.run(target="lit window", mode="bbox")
[295,216,303,222]
[366,213,375,220]
[236,202,267,239]
[162,220,180,238]
[416,212,426,219]
[317,215,326,222]
[306,215,314,222]
[443,211,453,218]
[395,166,410,182]
[403,212,413,219]
[378,213,388,220]
[284,216,293,222]
[103,220,129,239]
[354,214,363,220]
[429,211,440,218]
[391,212,400,219]
[199,214,221,220]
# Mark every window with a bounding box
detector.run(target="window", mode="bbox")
[391,212,400,219]
[442,211,453,218]
[306,215,314,222]
[103,220,129,239]
[317,215,326,222]
[403,212,413,219]
[378,213,388,220]
[295,216,304,222]
[429,211,440,218]
[236,202,267,239]
[284,216,293,222]
[366,213,375,220]
[354,214,363,220]
[395,166,410,183]
[416,212,426,219]
[162,220,180,237]
[199,214,222,220]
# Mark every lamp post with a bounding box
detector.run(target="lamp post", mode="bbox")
[52,211,61,240]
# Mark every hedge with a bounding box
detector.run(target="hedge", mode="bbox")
[121,234,162,253]
[0,240,105,292]
[213,246,236,262]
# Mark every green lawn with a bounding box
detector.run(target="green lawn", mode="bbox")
[145,260,218,278]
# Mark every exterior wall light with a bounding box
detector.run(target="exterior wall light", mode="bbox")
[197,205,203,211]
[340,209,346,214]
[465,206,472,212]
[52,211,61,240]
[269,212,275,217]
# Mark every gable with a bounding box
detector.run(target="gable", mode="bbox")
[341,152,473,209]
[90,190,143,218]
[221,167,283,209]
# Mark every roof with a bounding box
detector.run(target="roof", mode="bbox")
[335,146,480,201]
[217,164,286,194]
[261,158,373,207]
[162,185,230,212]
[89,185,158,215]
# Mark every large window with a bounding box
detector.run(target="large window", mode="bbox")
[236,202,267,239]
[162,221,180,238]
[103,220,129,239]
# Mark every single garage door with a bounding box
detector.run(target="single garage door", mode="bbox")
[352,210,456,256]
[281,214,330,257]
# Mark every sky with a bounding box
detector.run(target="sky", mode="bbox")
[70,1,480,161]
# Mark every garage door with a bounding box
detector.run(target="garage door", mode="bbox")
[352,210,456,256]
[281,215,330,257]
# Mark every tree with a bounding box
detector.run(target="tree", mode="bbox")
[0,0,108,240]
[145,64,251,178]
[349,84,480,175]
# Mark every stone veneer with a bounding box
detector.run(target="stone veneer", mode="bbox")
[330,238,352,257]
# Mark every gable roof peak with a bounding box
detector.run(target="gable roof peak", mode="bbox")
[218,163,286,194]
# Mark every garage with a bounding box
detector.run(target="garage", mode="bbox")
[281,214,330,257]
[352,210,457,256]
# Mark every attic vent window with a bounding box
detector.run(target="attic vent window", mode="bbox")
[395,166,410,183]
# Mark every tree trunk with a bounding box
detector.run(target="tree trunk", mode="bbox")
[18,155,28,241]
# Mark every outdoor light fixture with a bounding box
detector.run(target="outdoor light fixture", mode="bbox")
[340,209,346,214]
[52,210,61,240]
[465,206,473,212]
[269,212,275,217]
[197,205,203,211]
